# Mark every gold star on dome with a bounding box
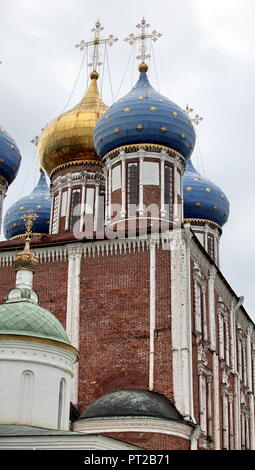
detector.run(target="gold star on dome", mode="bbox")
[104,115,110,120]
[10,145,15,150]
[195,202,201,207]
[114,128,120,134]
[37,206,43,210]
[0,159,4,163]
[160,127,167,133]
[139,96,145,100]
[19,207,25,211]
[206,188,212,193]
[136,124,143,131]
[180,134,186,140]
[186,187,192,192]
[124,108,131,113]
[221,194,225,199]
[150,107,157,112]
[213,206,218,210]
[99,136,104,142]
[172,112,178,117]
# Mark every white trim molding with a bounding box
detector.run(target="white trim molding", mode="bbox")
[73,416,195,444]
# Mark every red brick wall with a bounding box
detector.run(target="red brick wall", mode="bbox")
[33,260,68,329]
[0,266,15,304]
[154,247,173,400]
[78,248,150,413]
[103,431,190,450]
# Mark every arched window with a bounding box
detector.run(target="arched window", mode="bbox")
[19,370,34,425]
[58,378,66,430]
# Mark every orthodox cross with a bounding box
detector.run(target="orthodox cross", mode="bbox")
[75,20,118,74]
[124,17,162,64]
[185,105,204,126]
[31,125,47,147]
[22,209,38,239]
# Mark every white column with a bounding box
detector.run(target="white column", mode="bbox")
[66,246,82,405]
[94,183,100,232]
[213,352,221,449]
[204,224,209,252]
[208,267,217,351]
[108,164,112,221]
[207,377,213,438]
[222,394,229,449]
[249,394,255,449]
[247,326,253,392]
[149,240,156,391]
[79,182,86,232]
[171,228,194,421]
[160,158,166,217]
[56,187,62,234]
[104,167,108,224]
[65,184,72,231]
[229,395,234,450]
[234,373,241,449]
[120,153,126,219]
[138,156,144,217]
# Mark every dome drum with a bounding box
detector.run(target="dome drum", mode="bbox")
[50,166,105,236]
[104,146,184,235]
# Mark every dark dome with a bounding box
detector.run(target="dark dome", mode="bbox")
[79,390,183,421]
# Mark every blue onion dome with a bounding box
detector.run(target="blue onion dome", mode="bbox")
[183,159,230,228]
[93,64,196,160]
[3,170,51,240]
[0,125,22,185]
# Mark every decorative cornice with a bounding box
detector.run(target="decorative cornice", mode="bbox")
[73,416,194,440]
[10,233,48,241]
[0,334,79,358]
[184,218,222,231]
[103,143,186,163]
[51,169,105,191]
[50,159,103,178]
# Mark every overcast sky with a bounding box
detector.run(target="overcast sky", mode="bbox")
[0,0,254,318]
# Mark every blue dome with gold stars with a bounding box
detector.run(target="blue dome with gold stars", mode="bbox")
[0,125,21,185]
[183,160,229,228]
[94,67,196,159]
[3,171,51,240]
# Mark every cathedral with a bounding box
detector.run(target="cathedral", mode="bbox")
[0,19,254,451]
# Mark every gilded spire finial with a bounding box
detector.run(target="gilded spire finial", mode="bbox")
[124,18,162,70]
[75,20,118,77]
[14,210,39,273]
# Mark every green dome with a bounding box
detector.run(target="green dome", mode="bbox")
[0,302,70,345]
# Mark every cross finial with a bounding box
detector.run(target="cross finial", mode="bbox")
[124,18,162,70]
[75,20,118,77]
[31,125,47,147]
[185,105,204,126]
[21,209,38,240]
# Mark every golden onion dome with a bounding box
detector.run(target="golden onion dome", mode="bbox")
[38,73,108,175]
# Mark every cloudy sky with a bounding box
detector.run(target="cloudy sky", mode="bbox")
[0,0,254,317]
